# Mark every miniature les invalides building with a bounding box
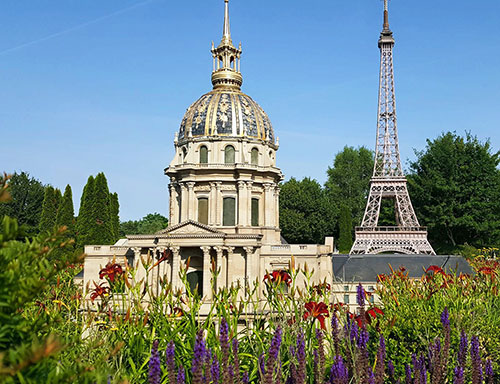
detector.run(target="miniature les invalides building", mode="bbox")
[83,0,333,302]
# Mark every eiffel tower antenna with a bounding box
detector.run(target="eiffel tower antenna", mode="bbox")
[350,0,435,255]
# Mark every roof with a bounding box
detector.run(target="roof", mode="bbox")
[332,254,473,282]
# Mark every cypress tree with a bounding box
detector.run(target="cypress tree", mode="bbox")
[109,192,120,241]
[338,204,353,253]
[39,186,58,233]
[56,184,75,239]
[91,173,113,244]
[77,176,95,247]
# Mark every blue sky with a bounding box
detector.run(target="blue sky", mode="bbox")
[1,0,499,220]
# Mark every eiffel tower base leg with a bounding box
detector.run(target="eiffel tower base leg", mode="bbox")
[350,228,435,255]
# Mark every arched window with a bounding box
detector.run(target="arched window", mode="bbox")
[182,147,187,163]
[225,145,235,164]
[186,271,203,296]
[198,197,209,224]
[199,145,208,164]
[251,198,259,226]
[251,148,259,165]
[223,197,236,226]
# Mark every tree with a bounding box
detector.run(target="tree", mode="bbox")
[120,213,168,236]
[56,185,75,240]
[91,173,114,244]
[76,175,95,248]
[325,146,373,232]
[0,172,45,237]
[337,204,353,253]
[279,177,335,244]
[109,192,120,241]
[39,186,61,233]
[408,132,500,251]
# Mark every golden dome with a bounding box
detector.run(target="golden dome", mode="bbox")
[177,0,275,144]
[178,90,274,142]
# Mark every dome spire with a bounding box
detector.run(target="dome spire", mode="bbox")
[211,0,243,90]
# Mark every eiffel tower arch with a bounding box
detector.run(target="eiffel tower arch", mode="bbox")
[350,1,435,255]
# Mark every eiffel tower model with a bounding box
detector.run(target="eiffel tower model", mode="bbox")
[350,1,435,255]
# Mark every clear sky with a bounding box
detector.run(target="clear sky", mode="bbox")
[1,0,499,221]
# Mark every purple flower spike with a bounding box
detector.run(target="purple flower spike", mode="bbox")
[166,341,176,384]
[259,353,266,377]
[356,283,366,307]
[296,330,306,384]
[471,336,483,384]
[242,372,249,384]
[211,358,220,384]
[441,307,450,328]
[148,340,161,384]
[263,327,283,384]
[388,360,395,378]
[485,359,494,384]
[454,366,465,384]
[329,356,349,384]
[458,331,468,368]
[405,364,412,384]
[357,328,369,349]
[177,366,186,384]
[192,330,206,384]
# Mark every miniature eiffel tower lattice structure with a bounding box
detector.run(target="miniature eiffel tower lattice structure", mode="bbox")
[350,1,435,255]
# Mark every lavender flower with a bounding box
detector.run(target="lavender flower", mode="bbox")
[220,318,230,383]
[332,314,340,356]
[296,329,306,384]
[166,341,176,384]
[232,338,241,384]
[357,328,369,349]
[263,327,283,384]
[316,328,325,383]
[458,331,468,368]
[259,353,266,378]
[388,360,395,378]
[148,340,161,384]
[375,335,386,384]
[177,366,186,384]
[471,336,483,384]
[356,283,366,307]
[454,366,464,384]
[440,307,450,329]
[484,359,494,384]
[242,371,249,384]
[369,369,375,384]
[210,356,220,384]
[107,376,111,384]
[405,364,412,384]
[330,356,349,384]
[192,330,206,384]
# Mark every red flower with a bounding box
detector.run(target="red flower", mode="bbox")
[377,274,388,282]
[478,267,497,276]
[367,307,384,319]
[263,270,292,287]
[304,301,329,329]
[426,265,445,275]
[90,282,110,301]
[99,262,124,283]
[312,282,331,295]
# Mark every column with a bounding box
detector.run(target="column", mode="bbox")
[263,183,273,226]
[243,246,254,294]
[225,246,234,287]
[169,183,179,225]
[187,182,196,221]
[180,183,188,222]
[132,247,145,286]
[237,181,247,226]
[170,246,181,291]
[214,246,224,291]
[215,182,222,226]
[246,182,253,223]
[201,246,212,300]
[274,185,280,228]
[209,182,217,226]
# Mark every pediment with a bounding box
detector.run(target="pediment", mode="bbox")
[157,220,223,235]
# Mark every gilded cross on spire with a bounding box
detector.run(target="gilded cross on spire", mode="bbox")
[211,0,243,90]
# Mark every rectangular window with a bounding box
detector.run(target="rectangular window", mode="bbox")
[344,294,350,304]
[223,197,236,226]
[251,198,259,226]
[198,197,209,224]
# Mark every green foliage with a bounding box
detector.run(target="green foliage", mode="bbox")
[119,213,168,236]
[408,132,500,252]
[91,173,114,244]
[39,186,61,233]
[0,172,45,237]
[76,175,95,248]
[56,185,75,239]
[325,146,373,231]
[109,192,120,241]
[337,204,352,253]
[376,260,500,378]
[279,177,335,244]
